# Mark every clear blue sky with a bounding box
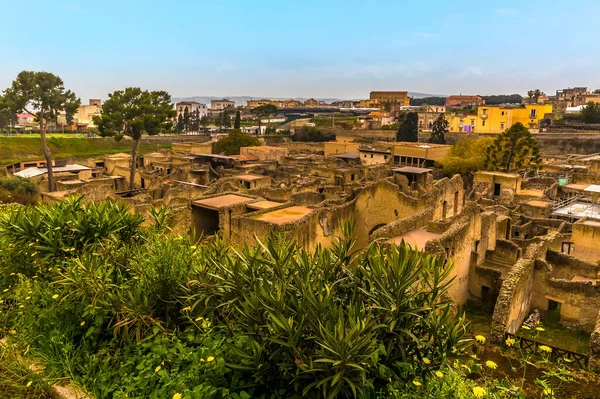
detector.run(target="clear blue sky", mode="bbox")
[2,0,599,101]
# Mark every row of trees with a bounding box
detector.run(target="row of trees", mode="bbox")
[438,122,541,176]
[176,108,245,133]
[0,71,175,192]
[410,94,523,106]
[396,112,448,144]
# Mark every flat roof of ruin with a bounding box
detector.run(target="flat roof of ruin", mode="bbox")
[192,194,254,210]
[14,164,92,178]
[582,220,600,227]
[58,180,85,185]
[393,166,432,174]
[388,228,440,249]
[517,189,545,197]
[246,200,282,210]
[565,183,590,191]
[391,141,451,148]
[553,202,600,220]
[236,174,269,181]
[335,153,360,159]
[526,200,552,207]
[242,146,285,151]
[254,205,313,225]
[105,153,131,158]
[476,171,520,178]
[584,184,600,193]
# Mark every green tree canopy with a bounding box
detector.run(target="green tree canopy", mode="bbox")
[428,114,448,144]
[3,71,80,192]
[251,104,278,133]
[93,87,175,189]
[0,95,18,131]
[396,112,418,142]
[580,101,600,123]
[291,126,334,142]
[437,137,495,177]
[483,122,541,172]
[234,110,241,129]
[212,129,260,155]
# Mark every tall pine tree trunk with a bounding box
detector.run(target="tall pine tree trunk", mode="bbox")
[40,117,55,192]
[130,137,141,190]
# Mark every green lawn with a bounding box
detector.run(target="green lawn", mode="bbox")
[0,137,170,166]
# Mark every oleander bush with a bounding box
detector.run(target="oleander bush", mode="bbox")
[0,198,536,399]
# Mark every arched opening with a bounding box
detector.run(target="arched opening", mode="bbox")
[369,223,386,236]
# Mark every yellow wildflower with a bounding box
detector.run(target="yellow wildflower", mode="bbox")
[80,321,85,327]
[52,294,59,300]
[536,327,545,332]
[435,370,443,378]
[422,357,431,365]
[26,381,33,387]
[505,337,516,347]
[539,345,552,353]
[190,245,197,250]
[521,325,531,330]
[543,388,554,396]
[206,356,215,362]
[412,380,422,387]
[173,394,182,399]
[155,365,161,372]
[195,316,203,322]
[182,306,191,312]
[475,335,486,344]
[485,360,498,370]
[472,387,486,398]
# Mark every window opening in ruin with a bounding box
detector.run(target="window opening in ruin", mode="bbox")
[141,178,145,189]
[442,200,448,219]
[514,231,519,237]
[547,299,561,323]
[474,240,480,252]
[454,191,459,215]
[493,183,501,196]
[561,242,572,255]
[351,174,355,181]
[191,206,220,240]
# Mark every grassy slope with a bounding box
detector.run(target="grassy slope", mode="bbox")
[0,137,170,166]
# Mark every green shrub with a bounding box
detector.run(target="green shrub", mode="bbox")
[0,201,474,398]
[182,231,471,397]
[292,127,335,142]
[0,176,39,205]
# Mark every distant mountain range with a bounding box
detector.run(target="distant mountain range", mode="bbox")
[172,92,438,106]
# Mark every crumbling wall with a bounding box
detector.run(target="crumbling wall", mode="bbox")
[353,180,421,248]
[590,312,600,367]
[491,241,549,342]
[370,208,434,241]
[425,204,488,305]
[290,191,325,206]
[487,239,521,266]
[571,218,600,265]
[491,257,536,342]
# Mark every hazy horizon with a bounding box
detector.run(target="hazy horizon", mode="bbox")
[2,0,600,102]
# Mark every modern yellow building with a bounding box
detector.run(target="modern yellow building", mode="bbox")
[477,104,553,133]
[448,104,553,133]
